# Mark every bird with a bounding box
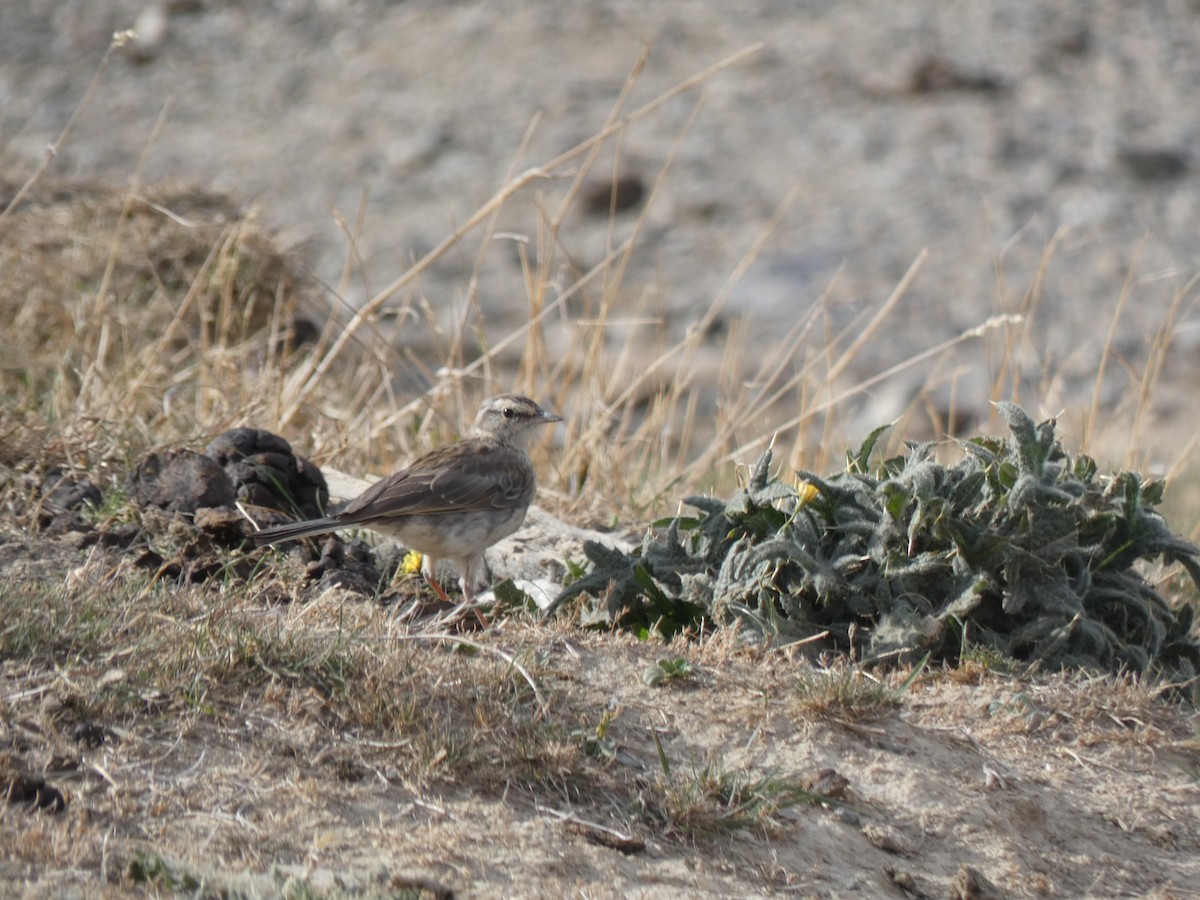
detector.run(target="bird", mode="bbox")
[253,394,562,604]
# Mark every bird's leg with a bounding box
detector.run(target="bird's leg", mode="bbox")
[424,574,452,603]
[420,555,452,602]
[460,556,491,628]
[422,554,489,627]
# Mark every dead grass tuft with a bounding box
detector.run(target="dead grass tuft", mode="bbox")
[790,657,923,721]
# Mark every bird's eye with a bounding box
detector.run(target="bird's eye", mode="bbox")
[502,407,515,419]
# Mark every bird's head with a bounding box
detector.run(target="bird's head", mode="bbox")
[471,394,562,450]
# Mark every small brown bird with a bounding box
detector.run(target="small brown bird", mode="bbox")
[253,394,562,602]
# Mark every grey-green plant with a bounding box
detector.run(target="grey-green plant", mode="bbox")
[551,403,1200,692]
[642,656,696,687]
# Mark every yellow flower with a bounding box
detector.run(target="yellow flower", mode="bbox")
[792,477,819,505]
[401,550,424,575]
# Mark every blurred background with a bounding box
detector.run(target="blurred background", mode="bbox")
[4,0,1199,481]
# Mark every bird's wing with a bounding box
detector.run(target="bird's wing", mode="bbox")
[335,441,531,524]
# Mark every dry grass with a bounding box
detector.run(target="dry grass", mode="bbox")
[1,572,564,793]
[5,34,1197,526]
[3,558,1196,895]
[0,554,850,888]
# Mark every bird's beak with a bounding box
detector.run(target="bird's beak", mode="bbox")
[541,410,564,424]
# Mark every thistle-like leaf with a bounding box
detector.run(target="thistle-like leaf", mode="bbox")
[847,420,895,473]
[995,401,1047,477]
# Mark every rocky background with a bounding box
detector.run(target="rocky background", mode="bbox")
[4,0,1200,454]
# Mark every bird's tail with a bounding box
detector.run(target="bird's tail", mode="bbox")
[253,517,339,545]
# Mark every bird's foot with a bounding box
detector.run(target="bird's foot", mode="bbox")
[421,574,490,629]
